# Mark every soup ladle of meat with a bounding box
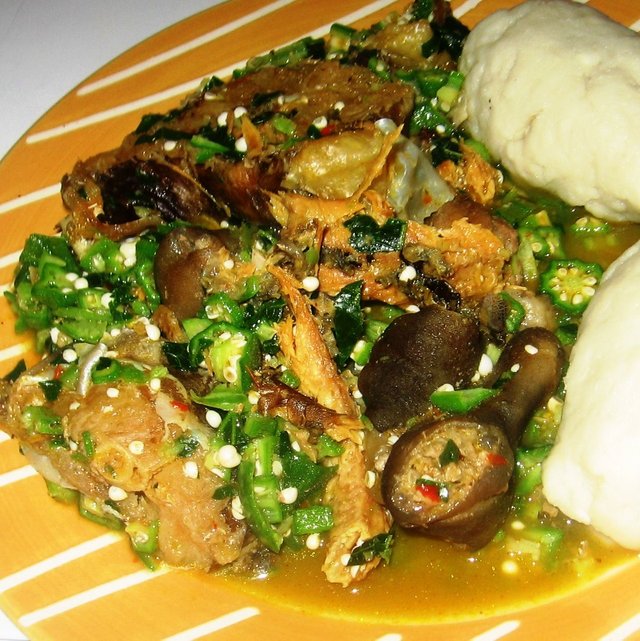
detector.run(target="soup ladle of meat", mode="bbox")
[381,327,564,548]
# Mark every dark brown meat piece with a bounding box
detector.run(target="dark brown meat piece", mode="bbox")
[359,305,483,431]
[61,60,415,235]
[382,328,564,548]
[154,226,232,320]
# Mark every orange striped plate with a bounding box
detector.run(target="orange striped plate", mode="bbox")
[2,1,640,640]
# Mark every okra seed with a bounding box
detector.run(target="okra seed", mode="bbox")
[128,440,145,455]
[62,348,78,363]
[233,106,248,118]
[101,293,113,307]
[306,533,321,550]
[222,259,235,270]
[108,486,128,502]
[312,116,328,129]
[106,387,119,398]
[217,444,241,469]
[524,344,539,355]
[231,496,245,520]
[148,378,162,392]
[398,265,417,282]
[302,276,320,292]
[279,487,298,504]
[340,553,351,566]
[478,353,494,377]
[183,461,199,479]
[406,304,420,313]
[235,137,248,153]
[205,409,222,428]
[223,364,238,383]
[217,111,228,127]
[364,470,376,488]
[145,324,161,341]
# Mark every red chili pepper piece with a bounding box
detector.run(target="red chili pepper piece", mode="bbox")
[415,481,441,502]
[170,399,190,412]
[53,364,64,380]
[320,124,336,136]
[487,452,508,466]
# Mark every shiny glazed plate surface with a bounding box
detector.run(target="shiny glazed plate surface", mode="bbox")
[1,1,640,639]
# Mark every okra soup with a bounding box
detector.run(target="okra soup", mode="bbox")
[3,0,640,628]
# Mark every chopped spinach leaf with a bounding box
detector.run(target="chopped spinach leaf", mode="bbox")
[348,532,394,565]
[333,281,364,369]
[345,215,407,254]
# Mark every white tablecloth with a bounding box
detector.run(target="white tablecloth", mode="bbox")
[0,3,222,638]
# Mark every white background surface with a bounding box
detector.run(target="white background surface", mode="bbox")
[0,2,223,638]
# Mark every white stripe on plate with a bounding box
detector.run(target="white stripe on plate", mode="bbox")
[18,567,169,627]
[0,251,21,270]
[374,634,403,641]
[453,0,483,18]
[0,465,38,488]
[161,607,261,641]
[0,183,60,216]
[78,0,296,95]
[630,18,640,31]
[0,533,121,593]
[0,342,31,364]
[26,0,396,145]
[0,431,10,443]
[600,613,640,641]
[470,621,521,641]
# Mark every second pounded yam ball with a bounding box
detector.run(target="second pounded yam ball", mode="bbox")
[456,0,640,222]
[542,240,640,550]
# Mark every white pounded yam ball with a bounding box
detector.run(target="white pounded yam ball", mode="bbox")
[542,241,640,549]
[457,0,640,222]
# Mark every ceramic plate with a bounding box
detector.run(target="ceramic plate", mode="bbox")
[2,1,640,639]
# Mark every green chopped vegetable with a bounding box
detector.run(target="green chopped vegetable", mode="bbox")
[45,480,79,504]
[78,495,124,530]
[126,520,160,554]
[539,259,603,315]
[498,292,525,334]
[344,215,407,253]
[238,440,284,552]
[333,281,364,368]
[291,506,334,535]
[430,387,498,413]
[348,532,394,565]
[22,406,63,435]
[439,439,461,467]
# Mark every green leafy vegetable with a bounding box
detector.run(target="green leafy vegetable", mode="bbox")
[345,215,407,253]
